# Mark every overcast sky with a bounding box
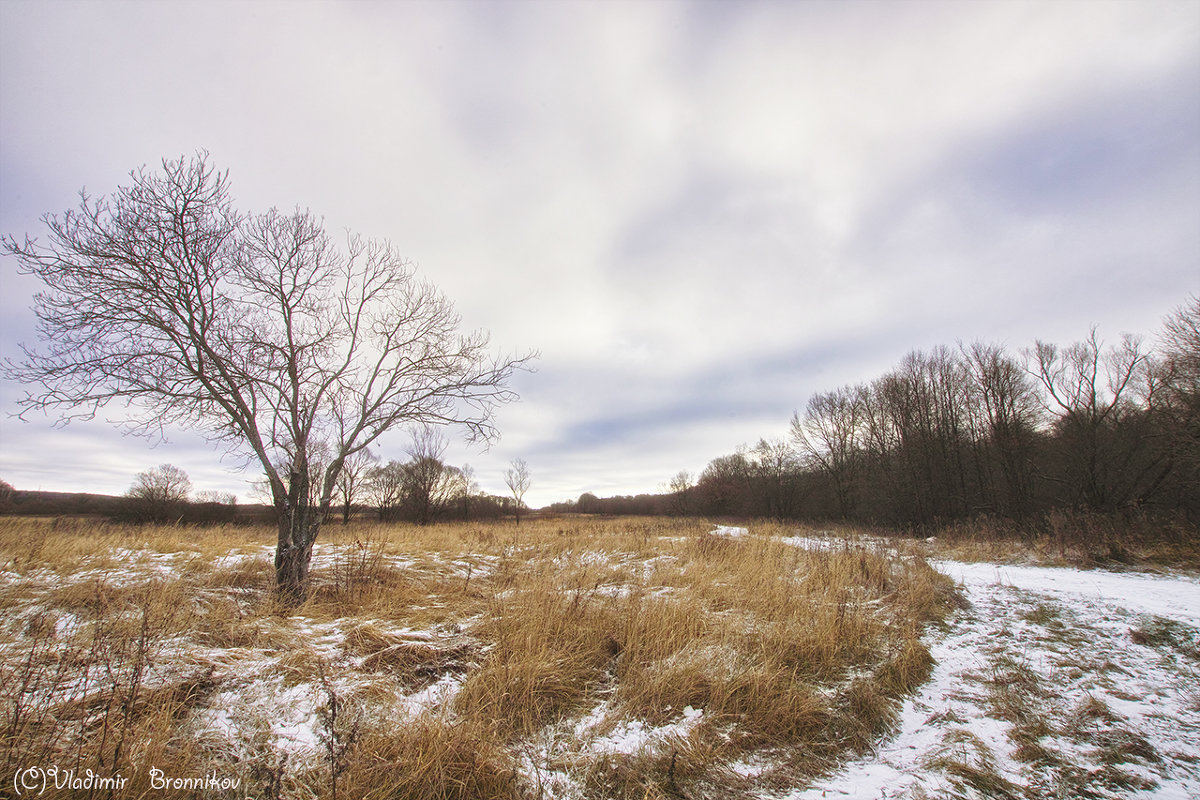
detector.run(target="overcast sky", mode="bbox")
[1,0,1198,508]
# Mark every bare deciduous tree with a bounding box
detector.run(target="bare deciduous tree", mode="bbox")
[504,457,531,524]
[791,385,864,519]
[402,427,458,525]
[1151,295,1200,507]
[448,463,480,521]
[366,461,407,522]
[335,447,377,525]
[962,342,1039,518]
[126,463,192,522]
[748,438,803,520]
[1154,295,1200,425]
[1027,329,1153,510]
[667,469,693,515]
[2,154,534,601]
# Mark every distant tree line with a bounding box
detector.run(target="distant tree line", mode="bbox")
[555,297,1200,529]
[0,435,532,526]
[0,466,251,524]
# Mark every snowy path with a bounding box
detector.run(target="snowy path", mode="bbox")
[783,562,1200,799]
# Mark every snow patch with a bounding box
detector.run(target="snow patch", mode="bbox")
[580,704,706,757]
[396,672,462,716]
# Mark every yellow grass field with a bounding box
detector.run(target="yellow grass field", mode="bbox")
[0,516,957,799]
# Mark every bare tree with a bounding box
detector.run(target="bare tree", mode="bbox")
[1151,295,1200,508]
[962,342,1040,518]
[195,489,238,505]
[791,385,864,519]
[452,463,480,521]
[1027,329,1153,510]
[696,450,752,516]
[667,469,693,515]
[0,480,14,514]
[402,427,457,525]
[366,461,407,522]
[504,457,531,524]
[2,154,534,602]
[748,437,803,520]
[126,463,192,522]
[335,447,377,525]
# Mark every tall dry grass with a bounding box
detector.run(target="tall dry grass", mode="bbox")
[924,509,1200,569]
[0,515,957,799]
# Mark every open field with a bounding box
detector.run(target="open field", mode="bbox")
[4,517,1198,799]
[0,517,957,799]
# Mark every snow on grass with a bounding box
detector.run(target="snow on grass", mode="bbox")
[190,617,467,764]
[782,559,1200,800]
[11,520,1194,799]
[513,701,711,800]
[396,672,462,716]
[575,702,706,757]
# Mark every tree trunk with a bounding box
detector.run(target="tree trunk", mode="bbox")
[275,506,319,605]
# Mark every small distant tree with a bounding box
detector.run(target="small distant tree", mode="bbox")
[127,463,192,522]
[335,447,378,525]
[0,480,14,514]
[366,461,407,522]
[576,492,600,514]
[668,470,693,515]
[402,428,457,525]
[195,489,237,505]
[453,464,480,520]
[504,457,531,524]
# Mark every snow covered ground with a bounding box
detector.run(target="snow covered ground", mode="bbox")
[786,561,1200,799]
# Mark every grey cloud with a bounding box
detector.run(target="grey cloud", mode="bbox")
[1,0,1197,508]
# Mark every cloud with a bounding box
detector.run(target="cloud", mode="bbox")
[2,0,1197,508]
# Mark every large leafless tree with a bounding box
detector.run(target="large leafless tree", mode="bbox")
[1153,296,1200,498]
[2,154,534,601]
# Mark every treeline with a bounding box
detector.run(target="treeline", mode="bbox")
[0,479,268,524]
[331,429,526,525]
[544,492,673,517]
[0,429,530,526]
[558,297,1200,529]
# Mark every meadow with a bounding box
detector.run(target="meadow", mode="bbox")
[0,516,957,799]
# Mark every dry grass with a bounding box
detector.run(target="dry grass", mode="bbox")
[0,515,958,798]
[923,509,1200,571]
